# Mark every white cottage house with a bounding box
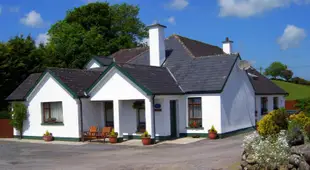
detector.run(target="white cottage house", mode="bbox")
[6,23,287,141]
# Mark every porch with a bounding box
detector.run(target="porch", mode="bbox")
[82,98,179,141]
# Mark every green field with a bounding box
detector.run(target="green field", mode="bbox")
[272,80,310,100]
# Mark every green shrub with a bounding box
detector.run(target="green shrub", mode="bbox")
[243,131,290,169]
[257,109,288,137]
[141,131,151,138]
[289,112,310,128]
[295,97,310,115]
[9,102,27,139]
[109,129,118,138]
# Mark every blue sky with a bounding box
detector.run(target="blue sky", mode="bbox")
[1,0,310,79]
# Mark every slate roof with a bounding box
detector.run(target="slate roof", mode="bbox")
[47,68,102,97]
[247,68,287,95]
[110,47,148,63]
[117,63,183,94]
[175,35,224,57]
[94,56,113,66]
[6,73,42,101]
[130,35,238,93]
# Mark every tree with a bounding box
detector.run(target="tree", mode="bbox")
[281,69,293,81]
[47,2,147,68]
[9,102,27,139]
[0,35,46,111]
[264,62,287,79]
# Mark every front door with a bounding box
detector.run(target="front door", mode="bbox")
[170,100,177,138]
[105,101,114,127]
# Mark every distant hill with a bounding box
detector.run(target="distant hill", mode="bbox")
[272,80,310,100]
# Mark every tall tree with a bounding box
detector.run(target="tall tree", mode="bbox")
[0,35,45,110]
[47,2,147,68]
[264,62,287,79]
[281,69,293,81]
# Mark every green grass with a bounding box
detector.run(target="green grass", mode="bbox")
[272,80,310,100]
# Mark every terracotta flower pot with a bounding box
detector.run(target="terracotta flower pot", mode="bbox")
[109,137,118,144]
[208,132,217,139]
[142,137,152,145]
[43,135,53,142]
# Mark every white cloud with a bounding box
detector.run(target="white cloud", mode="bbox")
[277,25,306,50]
[140,38,149,46]
[35,33,50,46]
[218,0,310,18]
[9,7,20,13]
[20,10,45,27]
[167,16,176,25]
[168,0,189,10]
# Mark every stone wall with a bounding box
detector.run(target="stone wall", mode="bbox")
[241,144,310,170]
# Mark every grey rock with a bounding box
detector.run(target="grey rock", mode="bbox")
[299,161,310,170]
[288,164,295,169]
[242,154,247,160]
[292,144,310,164]
[241,160,248,167]
[292,168,297,170]
[290,154,301,166]
[246,154,256,165]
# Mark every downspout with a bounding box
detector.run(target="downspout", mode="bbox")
[152,95,156,143]
[78,98,84,142]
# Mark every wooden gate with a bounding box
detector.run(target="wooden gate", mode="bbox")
[0,119,13,138]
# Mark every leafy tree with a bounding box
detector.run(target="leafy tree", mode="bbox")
[281,69,293,81]
[9,102,27,139]
[0,35,46,111]
[264,62,287,79]
[47,2,147,68]
[291,77,310,85]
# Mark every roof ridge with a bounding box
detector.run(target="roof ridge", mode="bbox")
[172,34,196,58]
[119,63,166,69]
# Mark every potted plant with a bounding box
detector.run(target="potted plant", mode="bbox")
[43,130,53,142]
[141,131,152,145]
[208,125,217,139]
[109,129,118,144]
[189,120,198,128]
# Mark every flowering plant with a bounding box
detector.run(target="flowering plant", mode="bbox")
[189,120,198,128]
[208,125,217,133]
[141,131,151,138]
[43,130,52,136]
[109,129,118,138]
[243,131,290,169]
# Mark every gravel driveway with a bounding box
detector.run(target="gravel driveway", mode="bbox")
[0,134,247,170]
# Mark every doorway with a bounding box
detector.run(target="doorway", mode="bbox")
[170,100,177,138]
[104,101,114,127]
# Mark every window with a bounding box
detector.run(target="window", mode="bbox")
[42,102,63,123]
[273,97,279,110]
[261,97,268,115]
[188,98,202,128]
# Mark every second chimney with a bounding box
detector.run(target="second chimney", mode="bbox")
[147,23,166,67]
[222,37,233,54]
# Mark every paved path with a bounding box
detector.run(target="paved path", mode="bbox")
[0,134,246,170]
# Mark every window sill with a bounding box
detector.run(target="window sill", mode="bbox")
[186,127,204,130]
[41,122,64,126]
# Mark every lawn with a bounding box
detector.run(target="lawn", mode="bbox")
[272,80,310,100]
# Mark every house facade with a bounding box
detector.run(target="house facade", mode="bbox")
[6,23,287,141]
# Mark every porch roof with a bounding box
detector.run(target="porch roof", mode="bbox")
[87,63,183,95]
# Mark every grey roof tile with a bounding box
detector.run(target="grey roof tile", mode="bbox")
[6,73,42,101]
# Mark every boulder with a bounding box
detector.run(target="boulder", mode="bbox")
[246,154,256,165]
[299,160,310,170]
[289,154,301,166]
[292,144,310,165]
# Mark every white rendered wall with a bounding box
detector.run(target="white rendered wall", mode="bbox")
[149,26,166,66]
[178,94,222,134]
[21,73,80,138]
[85,59,101,69]
[220,59,255,134]
[120,100,138,136]
[81,99,104,131]
[90,68,148,101]
[255,95,286,120]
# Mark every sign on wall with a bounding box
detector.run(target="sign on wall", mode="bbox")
[154,103,162,112]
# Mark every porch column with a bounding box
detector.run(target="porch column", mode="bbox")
[145,97,154,139]
[113,100,123,138]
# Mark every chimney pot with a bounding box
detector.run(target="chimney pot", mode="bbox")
[222,37,233,54]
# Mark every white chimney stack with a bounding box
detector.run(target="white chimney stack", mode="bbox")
[222,37,233,54]
[148,23,166,67]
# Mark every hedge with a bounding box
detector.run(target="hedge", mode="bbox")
[0,110,11,119]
